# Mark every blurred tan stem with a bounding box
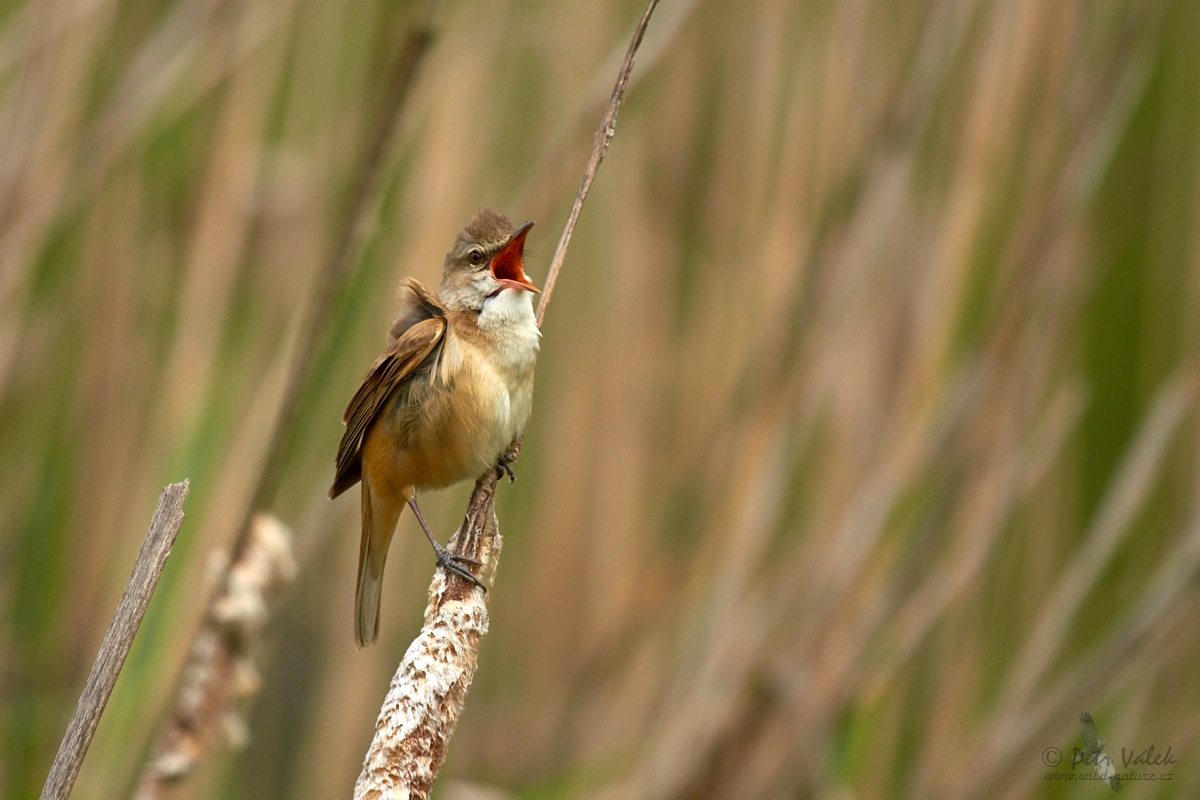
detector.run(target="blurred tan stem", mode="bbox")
[131,7,438,797]
[40,482,189,800]
[240,7,437,548]
[133,514,296,800]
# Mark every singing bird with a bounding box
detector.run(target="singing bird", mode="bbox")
[329,209,540,647]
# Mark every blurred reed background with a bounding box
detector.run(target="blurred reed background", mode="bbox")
[2,0,1200,797]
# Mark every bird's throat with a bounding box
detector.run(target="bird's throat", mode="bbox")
[475,290,540,374]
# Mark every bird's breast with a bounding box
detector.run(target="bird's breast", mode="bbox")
[388,300,538,490]
[470,289,540,438]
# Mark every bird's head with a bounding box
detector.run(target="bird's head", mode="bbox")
[439,209,539,313]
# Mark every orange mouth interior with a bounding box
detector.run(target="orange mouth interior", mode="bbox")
[490,249,526,283]
[488,222,539,293]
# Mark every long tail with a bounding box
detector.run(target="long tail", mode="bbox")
[355,478,405,648]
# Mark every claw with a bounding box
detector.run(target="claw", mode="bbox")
[496,459,516,483]
[433,542,486,590]
[410,496,487,591]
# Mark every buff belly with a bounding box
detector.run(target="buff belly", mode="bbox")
[376,357,529,492]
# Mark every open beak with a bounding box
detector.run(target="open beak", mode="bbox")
[488,221,539,294]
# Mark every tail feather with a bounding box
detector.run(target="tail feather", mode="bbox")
[355,479,403,648]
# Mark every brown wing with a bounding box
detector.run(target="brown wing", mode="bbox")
[328,316,446,499]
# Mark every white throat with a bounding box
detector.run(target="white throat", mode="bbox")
[478,289,540,375]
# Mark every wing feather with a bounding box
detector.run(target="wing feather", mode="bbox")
[388,277,443,343]
[329,316,446,499]
[1080,711,1101,750]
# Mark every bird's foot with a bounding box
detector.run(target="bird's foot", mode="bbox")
[432,541,486,590]
[495,454,516,483]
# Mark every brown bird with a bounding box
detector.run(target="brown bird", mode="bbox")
[329,209,540,647]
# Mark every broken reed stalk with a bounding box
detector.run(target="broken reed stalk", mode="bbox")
[133,9,437,798]
[353,2,661,797]
[40,482,189,800]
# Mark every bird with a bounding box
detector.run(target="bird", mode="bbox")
[1076,711,1122,792]
[329,209,540,647]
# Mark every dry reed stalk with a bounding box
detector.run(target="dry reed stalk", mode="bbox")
[353,1,660,795]
[353,473,502,800]
[40,482,189,800]
[130,8,437,796]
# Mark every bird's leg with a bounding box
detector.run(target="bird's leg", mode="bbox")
[407,497,486,589]
[495,443,519,483]
[495,457,515,483]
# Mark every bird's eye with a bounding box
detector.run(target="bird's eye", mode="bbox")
[468,249,485,265]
